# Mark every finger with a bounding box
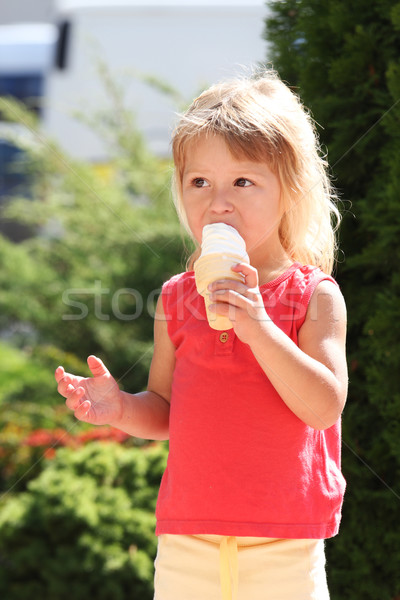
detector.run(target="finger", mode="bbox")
[209,285,263,318]
[209,279,248,294]
[211,288,251,311]
[231,262,259,288]
[55,366,65,384]
[74,400,92,422]
[65,386,86,411]
[208,298,240,321]
[209,278,259,305]
[57,374,74,398]
[87,355,108,377]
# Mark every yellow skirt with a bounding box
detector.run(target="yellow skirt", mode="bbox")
[154,534,330,600]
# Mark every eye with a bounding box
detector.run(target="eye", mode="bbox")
[235,178,253,187]
[192,177,209,188]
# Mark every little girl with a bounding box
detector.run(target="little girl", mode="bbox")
[55,69,347,600]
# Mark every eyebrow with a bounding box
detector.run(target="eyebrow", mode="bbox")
[183,165,270,178]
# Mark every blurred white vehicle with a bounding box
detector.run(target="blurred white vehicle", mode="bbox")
[0,1,268,165]
[43,0,268,159]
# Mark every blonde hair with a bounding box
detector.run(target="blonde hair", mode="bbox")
[171,68,341,275]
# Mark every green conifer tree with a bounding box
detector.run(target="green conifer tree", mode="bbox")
[265,2,400,598]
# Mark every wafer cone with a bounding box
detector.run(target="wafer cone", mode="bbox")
[194,252,247,330]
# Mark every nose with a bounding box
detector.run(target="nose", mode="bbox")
[209,187,234,214]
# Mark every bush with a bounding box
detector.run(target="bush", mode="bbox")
[0,91,188,395]
[0,72,180,600]
[265,2,400,598]
[0,442,167,599]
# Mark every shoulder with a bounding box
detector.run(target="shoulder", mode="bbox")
[162,271,195,294]
[161,270,204,334]
[289,264,346,327]
[299,272,347,352]
[161,270,192,304]
[289,264,339,297]
[272,263,343,331]
[306,278,347,331]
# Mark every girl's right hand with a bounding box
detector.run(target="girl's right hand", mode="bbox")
[55,355,122,425]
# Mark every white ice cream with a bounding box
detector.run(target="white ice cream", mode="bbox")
[200,223,249,261]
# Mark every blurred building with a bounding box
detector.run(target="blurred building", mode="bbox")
[0,0,55,24]
[1,0,269,162]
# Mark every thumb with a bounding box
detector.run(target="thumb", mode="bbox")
[232,262,259,288]
[87,355,109,377]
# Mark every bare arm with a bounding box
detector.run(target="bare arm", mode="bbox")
[55,295,176,440]
[210,266,348,430]
[249,280,348,429]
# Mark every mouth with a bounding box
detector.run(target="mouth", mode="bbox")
[206,220,237,230]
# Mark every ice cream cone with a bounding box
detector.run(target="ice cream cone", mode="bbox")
[194,223,250,330]
[194,252,247,330]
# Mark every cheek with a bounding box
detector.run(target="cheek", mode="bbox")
[268,188,283,220]
[182,207,202,243]
[182,191,204,226]
[253,192,282,221]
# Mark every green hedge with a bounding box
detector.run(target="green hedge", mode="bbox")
[0,442,167,599]
[265,2,400,598]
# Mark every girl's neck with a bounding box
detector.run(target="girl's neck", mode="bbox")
[252,250,294,286]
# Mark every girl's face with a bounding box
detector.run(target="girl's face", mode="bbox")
[181,134,286,271]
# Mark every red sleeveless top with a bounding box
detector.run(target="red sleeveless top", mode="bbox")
[155,263,346,539]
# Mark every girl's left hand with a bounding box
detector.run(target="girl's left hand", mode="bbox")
[208,262,270,344]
